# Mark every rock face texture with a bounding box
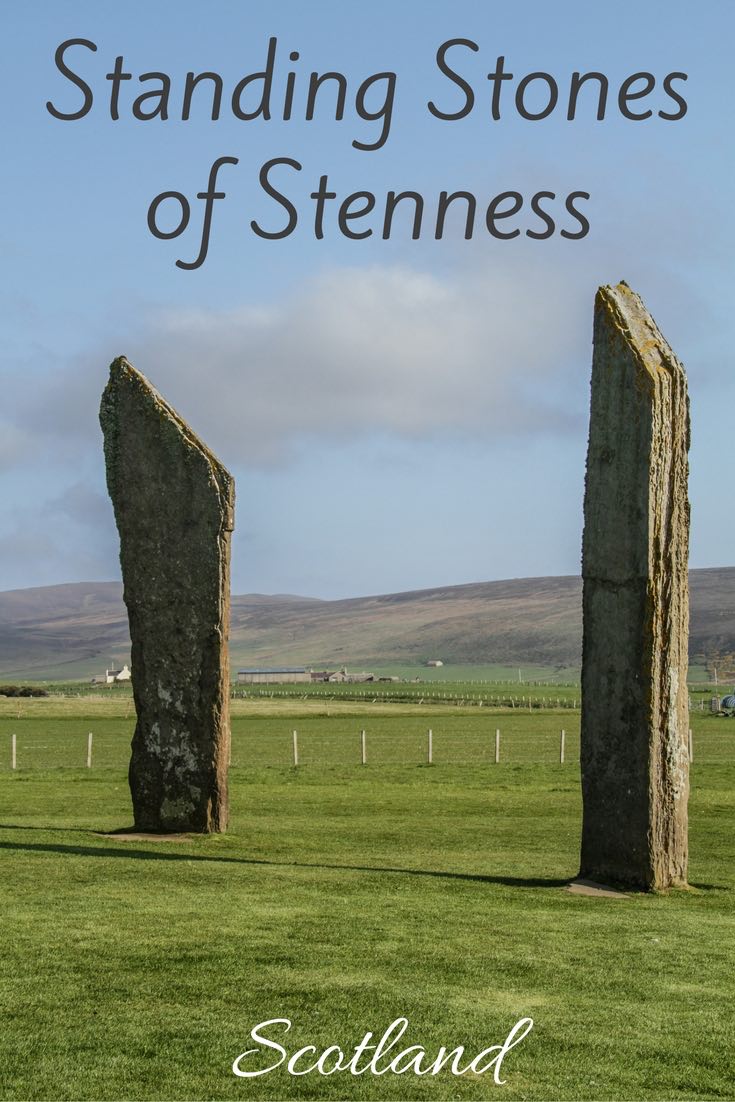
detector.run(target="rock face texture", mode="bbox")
[580,282,690,890]
[100,357,234,833]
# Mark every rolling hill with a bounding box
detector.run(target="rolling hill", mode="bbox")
[4,568,735,678]
[1,568,734,680]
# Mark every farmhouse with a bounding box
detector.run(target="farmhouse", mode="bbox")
[91,664,131,685]
[325,667,375,684]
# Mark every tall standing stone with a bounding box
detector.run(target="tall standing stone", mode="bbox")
[580,282,690,890]
[100,357,235,833]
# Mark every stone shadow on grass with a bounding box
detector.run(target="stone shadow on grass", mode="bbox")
[0,838,567,889]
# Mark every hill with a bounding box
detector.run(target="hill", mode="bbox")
[1,568,734,680]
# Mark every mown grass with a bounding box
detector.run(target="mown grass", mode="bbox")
[0,700,733,1101]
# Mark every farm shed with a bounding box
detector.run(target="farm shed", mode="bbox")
[237,668,311,684]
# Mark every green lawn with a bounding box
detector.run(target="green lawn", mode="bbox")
[0,703,733,1100]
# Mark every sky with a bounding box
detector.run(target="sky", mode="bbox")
[2,0,733,599]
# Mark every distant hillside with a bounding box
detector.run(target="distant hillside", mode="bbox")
[1,568,734,679]
[0,583,130,680]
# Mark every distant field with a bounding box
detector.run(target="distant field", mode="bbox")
[1,695,732,773]
[10,666,726,702]
[361,663,582,682]
[4,663,583,687]
[236,679,584,712]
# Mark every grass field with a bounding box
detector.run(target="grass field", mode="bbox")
[1,696,734,1101]
[7,672,724,715]
[0,695,733,772]
[1,695,734,773]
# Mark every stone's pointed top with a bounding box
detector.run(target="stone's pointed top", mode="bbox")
[110,354,136,372]
[107,354,158,394]
[595,281,687,384]
[102,356,234,488]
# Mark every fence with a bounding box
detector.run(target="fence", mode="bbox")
[235,687,584,709]
[233,686,715,712]
[2,720,723,771]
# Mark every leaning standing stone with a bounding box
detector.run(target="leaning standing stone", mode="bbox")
[580,282,690,890]
[100,357,234,833]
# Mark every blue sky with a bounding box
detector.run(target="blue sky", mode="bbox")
[2,0,733,598]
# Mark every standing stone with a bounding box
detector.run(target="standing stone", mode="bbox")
[580,282,690,890]
[100,357,235,833]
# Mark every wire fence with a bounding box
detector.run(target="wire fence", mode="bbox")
[1,718,731,771]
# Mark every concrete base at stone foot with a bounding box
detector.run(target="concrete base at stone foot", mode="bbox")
[100,356,235,834]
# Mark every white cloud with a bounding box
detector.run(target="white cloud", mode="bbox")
[117,258,587,466]
[1,255,597,476]
[2,245,718,592]
[6,234,716,478]
[0,255,594,589]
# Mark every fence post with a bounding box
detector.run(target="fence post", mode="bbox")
[688,728,693,763]
[495,729,500,764]
[361,729,367,765]
[292,729,299,767]
[427,728,433,764]
[87,732,93,769]
[11,733,16,771]
[560,729,565,764]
